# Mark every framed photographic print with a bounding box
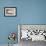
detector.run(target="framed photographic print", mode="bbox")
[4,7,17,17]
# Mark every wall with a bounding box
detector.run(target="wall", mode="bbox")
[0,0,46,44]
[20,0,46,24]
[0,0,21,44]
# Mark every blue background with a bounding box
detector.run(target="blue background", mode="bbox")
[0,0,46,44]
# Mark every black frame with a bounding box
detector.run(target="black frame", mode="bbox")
[4,7,17,17]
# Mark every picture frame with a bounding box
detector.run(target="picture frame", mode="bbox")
[4,7,17,17]
[18,24,46,42]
